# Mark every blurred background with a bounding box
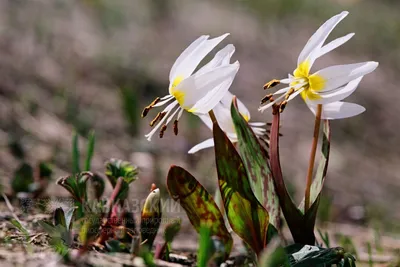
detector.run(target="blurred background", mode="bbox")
[0,0,399,239]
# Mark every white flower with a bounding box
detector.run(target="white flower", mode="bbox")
[259,11,378,119]
[142,34,240,141]
[188,92,267,154]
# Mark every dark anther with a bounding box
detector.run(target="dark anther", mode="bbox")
[261,94,273,104]
[141,107,151,118]
[141,97,160,118]
[150,112,162,127]
[279,100,288,113]
[149,97,161,107]
[160,124,167,138]
[263,79,280,90]
[173,120,178,135]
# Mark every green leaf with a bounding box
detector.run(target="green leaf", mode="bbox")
[11,163,34,193]
[167,166,233,259]
[140,246,156,267]
[91,173,105,199]
[10,219,29,237]
[105,158,138,187]
[231,98,280,228]
[197,226,213,267]
[164,219,181,243]
[65,207,77,231]
[38,162,53,179]
[53,208,66,228]
[299,120,331,213]
[258,246,290,267]
[290,246,346,267]
[56,172,93,203]
[105,239,127,252]
[85,130,96,171]
[213,122,269,255]
[72,130,80,174]
[140,188,162,249]
[78,213,101,246]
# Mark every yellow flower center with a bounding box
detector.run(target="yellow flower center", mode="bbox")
[170,75,186,106]
[170,75,198,113]
[241,113,250,122]
[292,60,326,101]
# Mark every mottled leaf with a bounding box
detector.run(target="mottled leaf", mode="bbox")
[167,166,233,259]
[299,120,331,213]
[269,109,314,245]
[231,97,280,228]
[213,122,269,255]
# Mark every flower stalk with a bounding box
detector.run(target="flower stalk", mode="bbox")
[208,110,217,124]
[304,104,322,211]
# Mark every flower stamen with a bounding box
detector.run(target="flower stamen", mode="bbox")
[263,79,280,90]
[173,120,178,135]
[160,124,167,138]
[279,100,287,113]
[261,94,274,104]
[142,97,161,118]
[150,112,167,127]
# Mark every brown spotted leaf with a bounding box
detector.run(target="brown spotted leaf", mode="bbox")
[167,166,232,259]
[213,122,269,255]
[269,108,314,244]
[231,97,280,228]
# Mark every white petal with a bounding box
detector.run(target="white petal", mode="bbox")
[196,44,235,76]
[252,126,267,137]
[219,92,250,120]
[313,61,378,92]
[297,11,349,67]
[235,97,251,121]
[310,76,363,104]
[169,33,230,82]
[169,35,208,81]
[188,138,215,154]
[180,61,240,114]
[307,101,365,120]
[315,33,354,59]
[249,122,266,127]
[213,103,236,134]
[198,114,213,130]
